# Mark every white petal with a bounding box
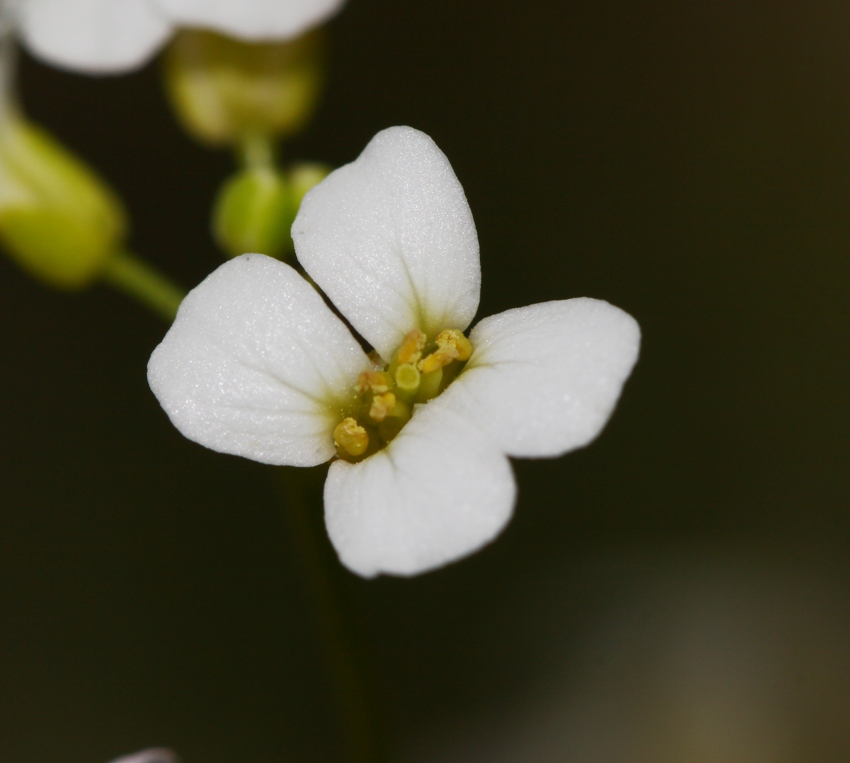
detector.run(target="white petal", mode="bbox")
[108,750,179,763]
[440,299,641,458]
[152,0,346,40]
[148,254,370,467]
[324,402,515,578]
[293,126,481,360]
[17,0,171,74]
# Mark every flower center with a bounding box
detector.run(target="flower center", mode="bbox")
[332,328,473,462]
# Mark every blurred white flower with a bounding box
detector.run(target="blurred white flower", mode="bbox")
[109,750,178,763]
[148,126,640,578]
[10,0,346,73]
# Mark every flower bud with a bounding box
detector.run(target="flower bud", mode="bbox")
[0,116,127,289]
[213,166,293,258]
[163,28,325,147]
[288,162,331,211]
[213,161,334,258]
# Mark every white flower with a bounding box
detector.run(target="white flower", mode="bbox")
[148,126,641,578]
[11,0,346,74]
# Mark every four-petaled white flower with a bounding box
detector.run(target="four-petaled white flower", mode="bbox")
[148,126,641,578]
[11,0,345,73]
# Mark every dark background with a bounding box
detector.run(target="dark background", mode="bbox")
[2,0,849,761]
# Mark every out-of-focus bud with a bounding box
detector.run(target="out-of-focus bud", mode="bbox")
[0,116,127,289]
[213,166,293,258]
[212,161,333,259]
[288,161,331,213]
[163,28,325,148]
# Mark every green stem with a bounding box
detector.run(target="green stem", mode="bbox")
[280,466,388,763]
[101,251,185,322]
[238,131,277,170]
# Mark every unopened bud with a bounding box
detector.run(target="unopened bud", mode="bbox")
[213,166,293,258]
[163,28,325,147]
[288,162,331,212]
[0,116,127,289]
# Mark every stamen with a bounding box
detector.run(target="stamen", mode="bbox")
[333,327,475,456]
[356,370,392,395]
[396,329,426,365]
[435,329,473,361]
[417,368,443,401]
[378,398,411,442]
[333,417,369,457]
[369,392,396,422]
[418,346,459,375]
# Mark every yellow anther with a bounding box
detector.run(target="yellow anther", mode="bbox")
[333,417,369,457]
[418,346,459,375]
[396,329,426,365]
[369,392,396,423]
[356,370,391,395]
[435,329,473,362]
[394,363,420,392]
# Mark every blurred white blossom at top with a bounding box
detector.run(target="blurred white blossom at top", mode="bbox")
[8,0,346,74]
[109,750,178,763]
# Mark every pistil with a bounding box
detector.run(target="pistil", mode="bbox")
[394,363,420,398]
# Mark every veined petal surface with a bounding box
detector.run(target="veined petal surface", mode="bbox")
[324,402,515,578]
[18,0,171,73]
[440,299,640,458]
[153,0,346,40]
[148,254,370,467]
[293,126,481,361]
[108,751,179,763]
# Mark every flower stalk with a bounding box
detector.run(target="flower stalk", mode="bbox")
[280,466,388,763]
[101,251,185,323]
